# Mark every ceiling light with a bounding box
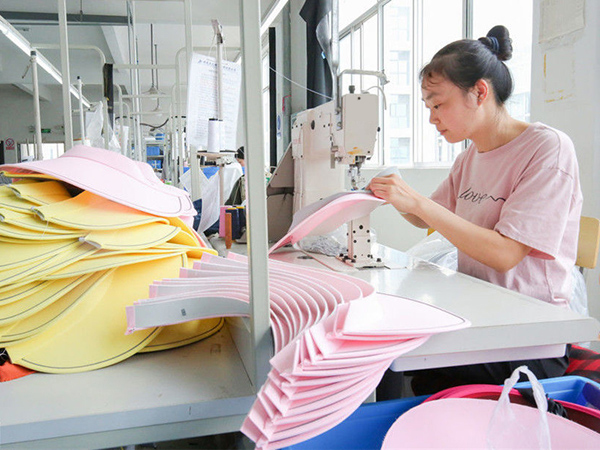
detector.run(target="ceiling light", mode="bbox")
[0,14,91,109]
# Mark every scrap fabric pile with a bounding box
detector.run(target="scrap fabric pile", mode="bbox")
[0,146,221,374]
[125,252,470,449]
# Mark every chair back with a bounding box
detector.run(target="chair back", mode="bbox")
[576,216,600,269]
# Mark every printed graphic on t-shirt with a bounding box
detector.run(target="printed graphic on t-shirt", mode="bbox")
[458,187,506,205]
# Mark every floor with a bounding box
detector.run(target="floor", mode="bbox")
[107,432,254,450]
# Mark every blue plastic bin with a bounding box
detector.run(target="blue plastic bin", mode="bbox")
[281,376,600,450]
[146,145,161,156]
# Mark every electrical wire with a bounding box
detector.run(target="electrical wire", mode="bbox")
[269,66,333,101]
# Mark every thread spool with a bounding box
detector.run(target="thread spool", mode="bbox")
[207,118,222,153]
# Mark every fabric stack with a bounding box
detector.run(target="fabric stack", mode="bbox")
[0,146,221,374]
[124,252,470,449]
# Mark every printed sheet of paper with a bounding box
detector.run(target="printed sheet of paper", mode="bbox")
[186,53,242,150]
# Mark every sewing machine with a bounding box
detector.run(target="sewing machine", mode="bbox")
[267,70,388,268]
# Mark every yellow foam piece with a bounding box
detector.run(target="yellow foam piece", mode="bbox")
[41,249,188,280]
[0,271,110,345]
[0,280,52,306]
[1,171,58,181]
[7,255,186,373]
[1,208,82,235]
[0,189,37,212]
[9,180,72,205]
[167,216,216,251]
[159,243,217,259]
[0,220,85,241]
[0,239,79,272]
[0,275,91,326]
[84,246,192,260]
[82,223,181,250]
[139,318,225,353]
[2,242,97,289]
[33,191,170,230]
[0,240,88,288]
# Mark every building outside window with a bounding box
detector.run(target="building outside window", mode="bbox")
[338,0,533,168]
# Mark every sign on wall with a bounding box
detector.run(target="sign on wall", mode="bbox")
[5,138,15,150]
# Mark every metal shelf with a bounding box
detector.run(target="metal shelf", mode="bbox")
[0,324,255,449]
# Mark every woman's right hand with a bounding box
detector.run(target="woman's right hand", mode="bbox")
[367,174,424,216]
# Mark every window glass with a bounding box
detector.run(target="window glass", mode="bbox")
[362,15,378,74]
[339,34,352,95]
[419,0,463,165]
[383,0,412,166]
[339,0,377,30]
[473,0,533,123]
[390,137,410,165]
[262,54,270,160]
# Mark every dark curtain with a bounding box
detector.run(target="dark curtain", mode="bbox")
[300,0,333,108]
[102,63,114,126]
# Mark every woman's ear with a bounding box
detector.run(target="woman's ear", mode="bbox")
[473,79,489,105]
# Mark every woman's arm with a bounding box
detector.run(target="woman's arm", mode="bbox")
[368,174,531,272]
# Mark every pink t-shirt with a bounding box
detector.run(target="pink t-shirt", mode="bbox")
[430,122,582,307]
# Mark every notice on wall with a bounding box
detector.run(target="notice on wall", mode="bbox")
[539,0,585,42]
[186,53,242,151]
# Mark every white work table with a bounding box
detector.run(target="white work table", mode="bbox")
[1,244,598,449]
[271,245,600,371]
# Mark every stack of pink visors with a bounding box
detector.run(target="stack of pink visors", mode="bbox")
[125,252,470,449]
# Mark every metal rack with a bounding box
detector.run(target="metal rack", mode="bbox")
[0,1,272,448]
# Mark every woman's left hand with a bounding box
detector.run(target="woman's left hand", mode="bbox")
[367,174,423,215]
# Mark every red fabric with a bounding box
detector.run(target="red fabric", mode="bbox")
[0,362,35,382]
[565,345,600,383]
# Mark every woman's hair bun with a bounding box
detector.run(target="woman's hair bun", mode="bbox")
[478,25,512,61]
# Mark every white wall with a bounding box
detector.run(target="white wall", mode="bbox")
[531,0,600,345]
[364,167,449,250]
[0,84,104,161]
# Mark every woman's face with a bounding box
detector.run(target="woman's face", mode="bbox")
[421,73,479,144]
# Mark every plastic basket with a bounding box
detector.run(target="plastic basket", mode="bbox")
[281,375,600,450]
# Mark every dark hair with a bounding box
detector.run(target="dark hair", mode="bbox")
[420,25,514,105]
[236,146,245,160]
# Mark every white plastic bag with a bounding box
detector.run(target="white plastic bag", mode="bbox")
[407,232,588,316]
[487,366,551,449]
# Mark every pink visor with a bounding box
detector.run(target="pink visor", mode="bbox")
[0,145,195,217]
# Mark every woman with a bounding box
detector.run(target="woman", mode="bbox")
[369,25,582,395]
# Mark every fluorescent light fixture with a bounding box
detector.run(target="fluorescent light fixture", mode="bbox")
[260,0,289,35]
[69,85,91,108]
[0,14,91,109]
[35,55,63,84]
[0,16,31,54]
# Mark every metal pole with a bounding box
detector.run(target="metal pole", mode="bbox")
[184,0,201,201]
[30,51,43,160]
[240,0,271,389]
[57,0,73,150]
[114,83,125,153]
[77,76,86,143]
[214,21,224,121]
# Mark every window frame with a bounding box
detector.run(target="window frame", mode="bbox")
[338,0,535,169]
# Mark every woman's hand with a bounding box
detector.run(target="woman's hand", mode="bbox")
[367,174,423,216]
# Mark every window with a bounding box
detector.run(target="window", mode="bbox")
[339,0,378,30]
[418,0,463,166]
[388,51,410,86]
[389,94,409,129]
[19,143,65,161]
[473,0,533,123]
[390,137,410,165]
[262,54,270,162]
[337,0,533,168]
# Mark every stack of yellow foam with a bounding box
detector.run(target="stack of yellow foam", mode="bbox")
[0,179,222,374]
